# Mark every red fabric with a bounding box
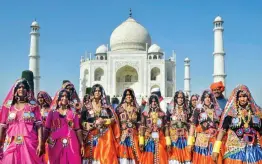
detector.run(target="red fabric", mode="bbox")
[159,96,163,102]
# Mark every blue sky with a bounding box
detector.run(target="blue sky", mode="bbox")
[0,0,261,106]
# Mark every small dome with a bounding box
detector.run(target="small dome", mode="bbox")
[96,45,107,54]
[31,20,39,27]
[214,16,223,22]
[148,44,163,54]
[184,57,190,62]
[110,17,151,51]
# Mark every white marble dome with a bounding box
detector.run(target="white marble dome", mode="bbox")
[31,21,39,27]
[110,17,151,51]
[184,57,190,62]
[148,44,163,54]
[96,44,107,54]
[214,16,223,22]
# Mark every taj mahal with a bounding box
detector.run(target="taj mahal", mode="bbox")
[27,12,226,104]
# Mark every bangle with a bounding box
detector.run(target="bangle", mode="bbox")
[139,136,144,145]
[187,136,195,146]
[82,122,87,127]
[165,136,171,146]
[213,141,222,153]
[104,119,111,125]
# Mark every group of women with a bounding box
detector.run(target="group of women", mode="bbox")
[0,78,261,164]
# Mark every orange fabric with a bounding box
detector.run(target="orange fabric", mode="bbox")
[168,140,191,162]
[111,109,121,140]
[117,130,141,163]
[84,127,118,164]
[43,144,49,164]
[210,81,225,92]
[140,131,168,164]
[192,137,222,164]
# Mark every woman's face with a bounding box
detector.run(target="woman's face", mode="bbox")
[38,96,44,105]
[17,84,27,97]
[177,93,184,106]
[60,92,69,105]
[238,91,248,106]
[65,85,73,95]
[191,96,198,107]
[151,98,157,108]
[204,94,211,106]
[94,87,102,99]
[125,90,132,103]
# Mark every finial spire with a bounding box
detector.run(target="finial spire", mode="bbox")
[129,8,132,17]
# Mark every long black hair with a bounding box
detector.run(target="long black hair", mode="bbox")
[189,94,199,109]
[173,90,186,105]
[12,79,31,105]
[149,94,160,107]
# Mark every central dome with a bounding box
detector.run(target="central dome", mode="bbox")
[110,17,151,51]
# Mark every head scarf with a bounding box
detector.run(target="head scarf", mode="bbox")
[219,84,262,128]
[210,81,225,92]
[90,84,110,107]
[62,81,80,103]
[37,91,52,107]
[2,78,35,108]
[147,94,164,113]
[196,89,222,116]
[189,94,200,108]
[50,89,71,110]
[167,90,188,113]
[117,88,139,109]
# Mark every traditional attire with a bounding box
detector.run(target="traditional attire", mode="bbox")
[81,84,120,164]
[0,79,43,164]
[51,81,81,115]
[140,94,168,164]
[188,94,200,122]
[151,88,167,113]
[37,91,52,126]
[116,88,142,164]
[45,89,82,164]
[218,85,262,164]
[37,91,52,164]
[190,90,223,164]
[167,91,191,164]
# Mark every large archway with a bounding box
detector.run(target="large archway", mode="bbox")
[115,65,138,96]
[151,67,160,81]
[94,68,104,81]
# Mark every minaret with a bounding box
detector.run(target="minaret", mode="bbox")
[213,16,226,92]
[29,20,40,95]
[184,57,191,97]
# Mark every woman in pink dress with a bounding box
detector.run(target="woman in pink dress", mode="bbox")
[37,91,52,164]
[43,89,84,164]
[0,78,44,164]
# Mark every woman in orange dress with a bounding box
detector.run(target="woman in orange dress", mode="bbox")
[116,88,142,163]
[140,94,169,164]
[212,85,262,164]
[187,89,223,164]
[167,90,191,163]
[81,84,120,164]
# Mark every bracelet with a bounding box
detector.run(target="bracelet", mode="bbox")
[187,136,195,146]
[139,135,144,145]
[82,122,87,128]
[212,141,222,153]
[104,119,111,125]
[165,136,171,146]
